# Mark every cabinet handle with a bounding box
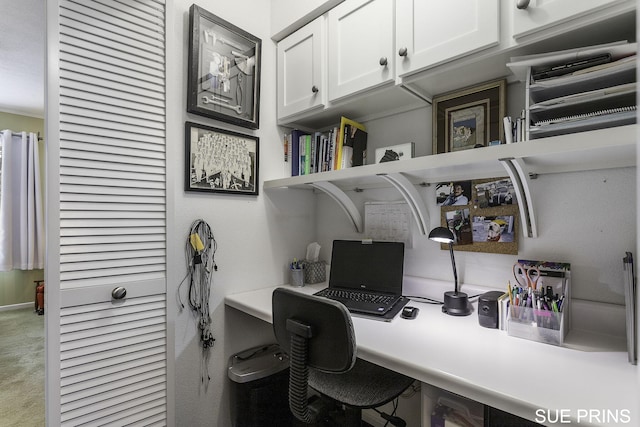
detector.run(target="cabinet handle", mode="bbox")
[379,57,388,66]
[311,85,319,93]
[111,286,127,300]
[516,0,530,9]
[398,47,408,57]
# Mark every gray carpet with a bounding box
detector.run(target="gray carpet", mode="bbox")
[0,307,45,427]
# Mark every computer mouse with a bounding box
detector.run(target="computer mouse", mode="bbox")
[401,306,419,319]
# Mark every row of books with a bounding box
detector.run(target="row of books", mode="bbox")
[285,116,368,176]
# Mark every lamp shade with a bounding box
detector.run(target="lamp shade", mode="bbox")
[428,226,454,244]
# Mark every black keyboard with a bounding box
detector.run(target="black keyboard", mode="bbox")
[316,288,397,305]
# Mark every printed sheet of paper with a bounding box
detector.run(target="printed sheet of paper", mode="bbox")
[364,201,413,248]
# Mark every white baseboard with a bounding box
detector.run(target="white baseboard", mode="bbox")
[0,302,34,312]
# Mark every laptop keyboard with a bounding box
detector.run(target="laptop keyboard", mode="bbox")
[316,288,397,305]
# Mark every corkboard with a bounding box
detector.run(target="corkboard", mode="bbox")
[439,177,519,255]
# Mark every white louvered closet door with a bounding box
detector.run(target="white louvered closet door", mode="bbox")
[46,0,168,425]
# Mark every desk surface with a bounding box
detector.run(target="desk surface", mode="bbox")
[225,283,639,426]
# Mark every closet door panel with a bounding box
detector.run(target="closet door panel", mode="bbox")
[47,0,168,425]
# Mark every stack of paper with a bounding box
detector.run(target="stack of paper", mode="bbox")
[507,41,637,140]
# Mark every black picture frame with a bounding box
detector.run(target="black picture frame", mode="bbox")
[432,79,506,154]
[187,5,261,129]
[185,121,259,195]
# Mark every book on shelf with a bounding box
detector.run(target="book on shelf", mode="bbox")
[301,134,312,175]
[336,116,367,169]
[287,116,367,177]
[289,129,308,176]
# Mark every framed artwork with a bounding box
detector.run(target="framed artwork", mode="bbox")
[187,5,261,129]
[185,121,259,195]
[432,79,506,154]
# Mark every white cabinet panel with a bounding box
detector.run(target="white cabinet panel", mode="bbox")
[397,0,499,77]
[328,0,395,101]
[277,17,326,119]
[512,0,630,39]
[271,0,343,41]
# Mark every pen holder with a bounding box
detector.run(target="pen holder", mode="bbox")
[508,305,566,346]
[290,268,304,287]
[303,260,326,284]
[507,259,571,346]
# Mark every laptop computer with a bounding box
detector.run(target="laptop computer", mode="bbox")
[314,240,408,318]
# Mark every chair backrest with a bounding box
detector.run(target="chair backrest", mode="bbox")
[272,287,356,373]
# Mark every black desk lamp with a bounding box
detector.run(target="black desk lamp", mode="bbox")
[428,226,472,316]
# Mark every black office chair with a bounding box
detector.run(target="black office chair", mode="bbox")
[272,287,414,426]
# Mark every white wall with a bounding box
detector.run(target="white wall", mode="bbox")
[316,107,636,310]
[166,1,315,425]
[164,1,637,424]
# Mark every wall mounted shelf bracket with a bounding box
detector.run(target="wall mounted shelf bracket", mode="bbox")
[309,181,363,232]
[377,172,429,235]
[499,157,538,238]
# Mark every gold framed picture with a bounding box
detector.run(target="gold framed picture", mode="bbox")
[432,79,506,154]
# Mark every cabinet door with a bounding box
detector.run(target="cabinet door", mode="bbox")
[277,17,326,119]
[328,0,395,102]
[396,0,499,77]
[512,0,630,39]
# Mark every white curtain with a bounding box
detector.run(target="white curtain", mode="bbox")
[0,130,44,271]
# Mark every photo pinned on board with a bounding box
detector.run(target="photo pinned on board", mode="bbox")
[474,178,516,208]
[472,215,515,243]
[437,181,471,206]
[445,209,472,245]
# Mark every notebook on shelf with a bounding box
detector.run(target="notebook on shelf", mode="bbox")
[314,240,408,320]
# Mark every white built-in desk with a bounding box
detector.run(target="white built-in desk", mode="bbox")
[225,283,639,426]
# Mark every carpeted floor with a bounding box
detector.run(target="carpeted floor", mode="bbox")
[0,307,45,427]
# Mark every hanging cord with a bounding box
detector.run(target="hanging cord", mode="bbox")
[177,219,218,383]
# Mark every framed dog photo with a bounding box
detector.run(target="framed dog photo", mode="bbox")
[185,121,259,195]
[432,79,506,154]
[187,5,261,129]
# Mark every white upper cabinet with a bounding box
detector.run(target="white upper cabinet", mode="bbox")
[271,0,343,41]
[277,17,326,120]
[327,0,395,102]
[396,0,499,77]
[511,0,632,40]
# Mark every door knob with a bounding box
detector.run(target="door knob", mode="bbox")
[111,286,127,300]
[311,85,319,93]
[398,47,408,57]
[516,0,530,9]
[379,57,388,66]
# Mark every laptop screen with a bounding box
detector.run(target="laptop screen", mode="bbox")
[329,240,405,294]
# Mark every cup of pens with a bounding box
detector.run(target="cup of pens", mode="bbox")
[290,259,304,287]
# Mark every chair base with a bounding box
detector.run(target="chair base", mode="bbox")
[291,402,370,427]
